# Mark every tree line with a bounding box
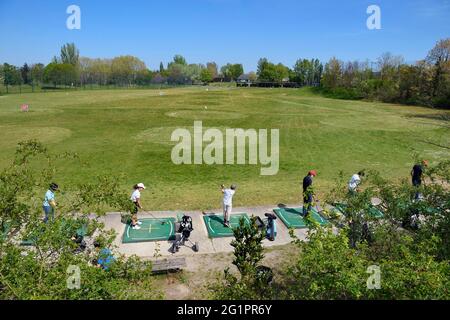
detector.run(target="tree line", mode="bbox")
[0,44,245,88]
[321,39,450,108]
[1,39,449,108]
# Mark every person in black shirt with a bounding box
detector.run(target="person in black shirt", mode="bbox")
[411,160,428,199]
[302,170,317,217]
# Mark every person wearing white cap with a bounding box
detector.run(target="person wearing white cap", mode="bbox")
[130,183,146,230]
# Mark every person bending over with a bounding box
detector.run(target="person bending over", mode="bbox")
[348,171,365,195]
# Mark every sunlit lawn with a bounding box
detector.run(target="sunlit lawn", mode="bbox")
[0,86,448,210]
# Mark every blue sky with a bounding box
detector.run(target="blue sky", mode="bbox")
[0,0,449,71]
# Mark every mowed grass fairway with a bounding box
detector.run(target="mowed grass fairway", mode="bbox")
[0,87,448,210]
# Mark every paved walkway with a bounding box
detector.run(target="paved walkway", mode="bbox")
[102,204,309,259]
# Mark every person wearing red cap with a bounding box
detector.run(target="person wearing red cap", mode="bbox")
[302,170,317,217]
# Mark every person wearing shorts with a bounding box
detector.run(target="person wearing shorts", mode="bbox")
[130,183,145,230]
[221,184,236,228]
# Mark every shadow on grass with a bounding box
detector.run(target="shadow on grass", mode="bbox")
[406,113,450,122]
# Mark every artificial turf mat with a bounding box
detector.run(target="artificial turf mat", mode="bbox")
[332,203,384,219]
[203,213,251,238]
[122,218,176,243]
[20,221,88,246]
[273,207,328,229]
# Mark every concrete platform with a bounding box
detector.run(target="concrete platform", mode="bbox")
[102,204,310,259]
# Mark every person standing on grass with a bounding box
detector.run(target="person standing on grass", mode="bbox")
[302,170,317,217]
[130,183,145,230]
[221,184,237,228]
[348,171,365,195]
[43,183,58,223]
[411,160,428,199]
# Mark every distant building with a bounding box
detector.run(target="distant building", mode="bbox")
[212,75,231,83]
[237,74,254,87]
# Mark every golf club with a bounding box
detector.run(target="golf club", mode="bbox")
[315,199,323,214]
[142,209,167,225]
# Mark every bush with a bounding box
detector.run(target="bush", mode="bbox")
[284,160,450,299]
[0,141,161,300]
[286,226,449,300]
[210,216,274,300]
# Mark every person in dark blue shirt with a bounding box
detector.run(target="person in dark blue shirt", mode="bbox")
[411,160,428,199]
[302,170,317,217]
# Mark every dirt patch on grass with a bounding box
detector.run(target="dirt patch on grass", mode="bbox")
[154,243,299,300]
[0,126,72,147]
[166,110,246,120]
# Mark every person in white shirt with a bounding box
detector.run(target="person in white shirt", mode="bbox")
[348,171,365,194]
[130,183,146,230]
[221,184,236,228]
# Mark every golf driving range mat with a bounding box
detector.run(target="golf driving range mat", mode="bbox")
[203,213,251,238]
[332,203,384,219]
[19,220,88,246]
[122,218,176,243]
[1,222,12,241]
[273,207,328,229]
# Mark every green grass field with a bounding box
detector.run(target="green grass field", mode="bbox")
[0,86,448,210]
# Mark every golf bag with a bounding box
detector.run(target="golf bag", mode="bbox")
[171,215,199,253]
[402,207,420,231]
[265,213,277,241]
[73,234,86,253]
[361,222,373,244]
[255,265,274,285]
[349,219,374,247]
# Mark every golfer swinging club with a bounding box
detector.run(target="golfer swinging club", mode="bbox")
[221,184,236,228]
[130,183,145,230]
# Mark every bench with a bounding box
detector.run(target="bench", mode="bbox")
[151,257,187,273]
